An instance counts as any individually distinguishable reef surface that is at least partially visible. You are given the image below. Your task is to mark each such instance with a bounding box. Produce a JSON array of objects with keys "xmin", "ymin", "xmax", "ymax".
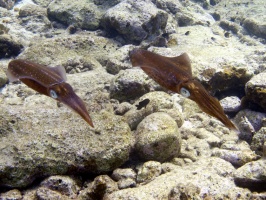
[{"xmin": 0, "ymin": 0, "xmax": 266, "ymax": 199}]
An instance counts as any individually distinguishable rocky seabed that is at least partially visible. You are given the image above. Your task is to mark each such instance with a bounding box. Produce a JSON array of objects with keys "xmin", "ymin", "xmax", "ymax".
[{"xmin": 0, "ymin": 0, "xmax": 265, "ymax": 199}]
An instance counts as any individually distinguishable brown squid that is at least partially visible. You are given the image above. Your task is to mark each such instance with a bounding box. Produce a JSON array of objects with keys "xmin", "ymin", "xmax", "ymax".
[
  {"xmin": 7, "ymin": 59, "xmax": 94, "ymax": 127},
  {"xmin": 129, "ymin": 48, "xmax": 237, "ymax": 130}
]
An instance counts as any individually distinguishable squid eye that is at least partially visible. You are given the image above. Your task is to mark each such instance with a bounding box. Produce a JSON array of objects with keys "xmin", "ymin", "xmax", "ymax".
[
  {"xmin": 50, "ymin": 90, "xmax": 58, "ymax": 99},
  {"xmin": 180, "ymin": 87, "xmax": 190, "ymax": 98}
]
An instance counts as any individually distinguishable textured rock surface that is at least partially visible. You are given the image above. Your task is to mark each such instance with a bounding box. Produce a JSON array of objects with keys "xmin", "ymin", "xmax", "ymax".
[
  {"xmin": 0, "ymin": 0, "xmax": 15, "ymax": 9},
  {"xmin": 18, "ymin": 3, "xmax": 51, "ymax": 33},
  {"xmin": 101, "ymin": 0, "xmax": 168, "ymax": 43},
  {"xmin": 0, "ymin": 35, "xmax": 23, "ymax": 58},
  {"xmin": 136, "ymin": 161, "xmax": 162, "ymax": 184},
  {"xmin": 245, "ymin": 72, "xmax": 266, "ymax": 111},
  {"xmin": 135, "ymin": 112, "xmax": 181, "ymax": 162},
  {"xmin": 234, "ymin": 159, "xmax": 266, "ymax": 191},
  {"xmin": 124, "ymin": 91, "xmax": 183, "ymax": 130},
  {"xmin": 105, "ymin": 158, "xmax": 251, "ymax": 199},
  {"xmin": 109, "ymin": 68, "xmax": 151, "ymax": 101},
  {"xmin": 0, "ymin": 0, "xmax": 266, "ymax": 198},
  {"xmin": 47, "ymin": 0, "xmax": 103, "ymax": 30},
  {"xmin": 220, "ymin": 96, "xmax": 241, "ymax": 113},
  {"xmin": 0, "ymin": 69, "xmax": 132, "ymax": 188},
  {"xmin": 78, "ymin": 175, "xmax": 118, "ymax": 200}
]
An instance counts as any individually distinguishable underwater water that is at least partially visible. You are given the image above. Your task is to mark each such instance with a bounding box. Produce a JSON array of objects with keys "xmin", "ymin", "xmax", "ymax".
[{"xmin": 0, "ymin": 0, "xmax": 265, "ymax": 198}]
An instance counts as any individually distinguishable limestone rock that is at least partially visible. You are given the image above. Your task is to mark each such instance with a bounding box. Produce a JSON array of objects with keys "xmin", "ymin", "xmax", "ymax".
[
  {"xmin": 32, "ymin": 0, "xmax": 54, "ymax": 7},
  {"xmin": 152, "ymin": 0, "xmax": 182, "ymax": 15},
  {"xmin": 40, "ymin": 175, "xmax": 81, "ymax": 198},
  {"xmin": 0, "ymin": 0, "xmax": 15, "ymax": 9},
  {"xmin": 175, "ymin": 1, "xmax": 215, "ymax": 27},
  {"xmin": 220, "ymin": 96, "xmax": 241, "ymax": 113},
  {"xmin": 0, "ymin": 189, "xmax": 22, "ymax": 200},
  {"xmin": 245, "ymin": 72, "xmax": 266, "ymax": 111},
  {"xmin": 18, "ymin": 33, "xmax": 120, "ymax": 67},
  {"xmin": 78, "ymin": 175, "xmax": 118, "ymax": 200},
  {"xmin": 212, "ymin": 148, "xmax": 258, "ymax": 167},
  {"xmin": 243, "ymin": 18, "xmax": 266, "ymax": 39},
  {"xmin": 251, "ymin": 127, "xmax": 266, "ymax": 156},
  {"xmin": 208, "ymin": 66, "xmax": 252, "ymax": 94},
  {"xmin": 136, "ymin": 161, "xmax": 162, "ymax": 184},
  {"xmin": 112, "ymin": 168, "xmax": 136, "ymax": 181},
  {"xmin": 0, "ymin": 35, "xmax": 23, "ymax": 58},
  {"xmin": 234, "ymin": 109, "xmax": 266, "ymax": 143},
  {"xmin": 0, "ymin": 68, "xmax": 8, "ymax": 87},
  {"xmin": 124, "ymin": 91, "xmax": 183, "ymax": 130},
  {"xmin": 105, "ymin": 157, "xmax": 250, "ymax": 199},
  {"xmin": 0, "ymin": 70, "xmax": 132, "ymax": 188},
  {"xmin": 168, "ymin": 183, "xmax": 201, "ymax": 200},
  {"xmin": 36, "ymin": 187, "xmax": 71, "ymax": 200},
  {"xmin": 112, "ymin": 168, "xmax": 137, "ymax": 189},
  {"xmin": 234, "ymin": 159, "xmax": 266, "ymax": 191},
  {"xmin": 109, "ymin": 68, "xmax": 151, "ymax": 101},
  {"xmin": 18, "ymin": 4, "xmax": 51, "ymax": 33},
  {"xmin": 135, "ymin": 112, "xmax": 181, "ymax": 162},
  {"xmin": 101, "ymin": 0, "xmax": 168, "ymax": 43},
  {"xmin": 47, "ymin": 0, "xmax": 103, "ymax": 30}
]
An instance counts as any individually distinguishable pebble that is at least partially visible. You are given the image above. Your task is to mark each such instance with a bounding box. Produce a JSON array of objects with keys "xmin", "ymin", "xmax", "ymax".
[
  {"xmin": 137, "ymin": 161, "xmax": 162, "ymax": 184},
  {"xmin": 220, "ymin": 96, "xmax": 241, "ymax": 112}
]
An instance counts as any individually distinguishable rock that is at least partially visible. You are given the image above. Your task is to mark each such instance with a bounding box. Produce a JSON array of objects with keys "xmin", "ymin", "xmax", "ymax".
[
  {"xmin": 175, "ymin": 1, "xmax": 215, "ymax": 27},
  {"xmin": 105, "ymin": 45, "xmax": 134, "ymax": 75},
  {"xmin": 136, "ymin": 161, "xmax": 162, "ymax": 184},
  {"xmin": 36, "ymin": 187, "xmax": 71, "ymax": 200},
  {"xmin": 251, "ymin": 127, "xmax": 266, "ymax": 156},
  {"xmin": 112, "ymin": 168, "xmax": 137, "ymax": 189},
  {"xmin": 179, "ymin": 134, "xmax": 211, "ymax": 160},
  {"xmin": 105, "ymin": 157, "xmax": 250, "ymax": 199},
  {"xmin": 234, "ymin": 109, "xmax": 266, "ymax": 143},
  {"xmin": 124, "ymin": 91, "xmax": 183, "ymax": 130},
  {"xmin": 219, "ymin": 20, "xmax": 240, "ymax": 34},
  {"xmin": 152, "ymin": 0, "xmax": 182, "ymax": 15},
  {"xmin": 245, "ymin": 72, "xmax": 266, "ymax": 111},
  {"xmin": 0, "ymin": 189, "xmax": 22, "ymax": 200},
  {"xmin": 212, "ymin": 148, "xmax": 258, "ymax": 167},
  {"xmin": 0, "ymin": 0, "xmax": 15, "ymax": 10},
  {"xmin": 32, "ymin": 0, "xmax": 54, "ymax": 7},
  {"xmin": 109, "ymin": 68, "xmax": 151, "ymax": 101},
  {"xmin": 243, "ymin": 18, "xmax": 266, "ymax": 39},
  {"xmin": 220, "ymin": 96, "xmax": 241, "ymax": 113},
  {"xmin": 0, "ymin": 35, "xmax": 23, "ymax": 58},
  {"xmin": 234, "ymin": 159, "xmax": 266, "ymax": 191},
  {"xmin": 0, "ymin": 70, "xmax": 132, "ymax": 188},
  {"xmin": 20, "ymin": 188, "xmax": 37, "ymax": 200},
  {"xmin": 0, "ymin": 23, "xmax": 9, "ymax": 34},
  {"xmin": 101, "ymin": 0, "xmax": 168, "ymax": 43},
  {"xmin": 40, "ymin": 175, "xmax": 80, "ymax": 198},
  {"xmin": 135, "ymin": 112, "xmax": 181, "ymax": 162},
  {"xmin": 0, "ymin": 7, "xmax": 10, "ymax": 17},
  {"xmin": 78, "ymin": 175, "xmax": 118, "ymax": 200},
  {"xmin": 263, "ymin": 141, "xmax": 266, "ymax": 158},
  {"xmin": 18, "ymin": 33, "xmax": 120, "ymax": 67},
  {"xmin": 0, "ymin": 68, "xmax": 8, "ymax": 87},
  {"xmin": 47, "ymin": 0, "xmax": 103, "ymax": 30},
  {"xmin": 18, "ymin": 4, "xmax": 51, "ymax": 33},
  {"xmin": 114, "ymin": 102, "xmax": 133, "ymax": 115},
  {"xmin": 112, "ymin": 168, "xmax": 136, "ymax": 181},
  {"xmin": 63, "ymin": 56, "xmax": 102, "ymax": 73},
  {"xmin": 208, "ymin": 66, "xmax": 252, "ymax": 94},
  {"xmin": 168, "ymin": 183, "xmax": 201, "ymax": 200},
  {"xmin": 116, "ymin": 178, "xmax": 136, "ymax": 189}
]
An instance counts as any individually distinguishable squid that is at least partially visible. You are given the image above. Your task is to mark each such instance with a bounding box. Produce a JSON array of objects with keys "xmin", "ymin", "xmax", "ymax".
[
  {"xmin": 7, "ymin": 59, "xmax": 94, "ymax": 127},
  {"xmin": 129, "ymin": 48, "xmax": 237, "ymax": 130}
]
